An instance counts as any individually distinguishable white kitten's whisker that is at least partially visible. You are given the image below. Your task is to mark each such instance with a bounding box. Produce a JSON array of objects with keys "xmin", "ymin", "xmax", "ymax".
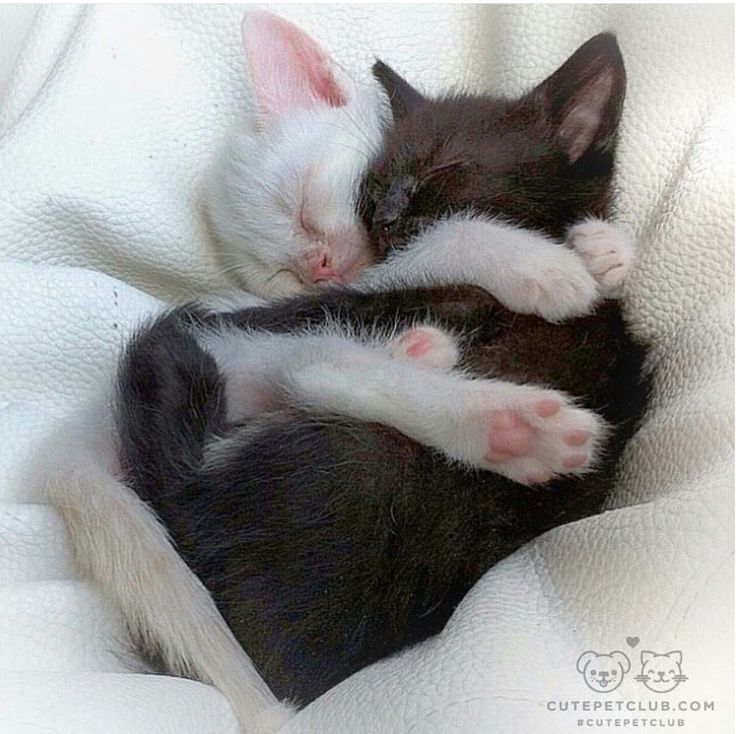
[{"xmin": 265, "ymin": 268, "xmax": 299, "ymax": 284}]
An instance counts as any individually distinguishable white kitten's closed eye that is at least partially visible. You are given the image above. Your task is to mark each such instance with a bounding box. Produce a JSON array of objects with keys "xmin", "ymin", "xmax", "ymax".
[{"xmin": 206, "ymin": 11, "xmax": 384, "ymax": 298}]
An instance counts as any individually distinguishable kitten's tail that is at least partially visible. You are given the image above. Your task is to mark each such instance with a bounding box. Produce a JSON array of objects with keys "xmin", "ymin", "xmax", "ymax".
[{"xmin": 38, "ymin": 397, "xmax": 295, "ymax": 734}]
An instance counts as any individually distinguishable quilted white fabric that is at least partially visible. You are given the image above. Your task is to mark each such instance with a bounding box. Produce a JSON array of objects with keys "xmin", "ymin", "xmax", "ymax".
[{"xmin": 0, "ymin": 4, "xmax": 732, "ymax": 734}]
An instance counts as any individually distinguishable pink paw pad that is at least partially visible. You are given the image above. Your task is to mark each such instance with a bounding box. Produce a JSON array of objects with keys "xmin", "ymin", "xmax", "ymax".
[
  {"xmin": 564, "ymin": 430, "xmax": 590, "ymax": 446},
  {"xmin": 535, "ymin": 399, "xmax": 561, "ymax": 418},
  {"xmin": 397, "ymin": 331, "xmax": 433, "ymax": 358},
  {"xmin": 390, "ymin": 327, "xmax": 458, "ymax": 370},
  {"xmin": 486, "ymin": 410, "xmax": 534, "ymax": 460},
  {"xmin": 457, "ymin": 384, "xmax": 603, "ymax": 485}
]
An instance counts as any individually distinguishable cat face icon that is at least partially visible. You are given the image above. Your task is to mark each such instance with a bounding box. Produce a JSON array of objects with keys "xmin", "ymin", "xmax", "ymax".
[
  {"xmin": 576, "ymin": 650, "xmax": 630, "ymax": 693},
  {"xmin": 635, "ymin": 650, "xmax": 688, "ymax": 693}
]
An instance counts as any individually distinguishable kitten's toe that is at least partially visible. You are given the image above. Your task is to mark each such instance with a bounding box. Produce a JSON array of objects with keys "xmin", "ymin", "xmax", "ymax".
[
  {"xmin": 518, "ymin": 251, "xmax": 600, "ymax": 322},
  {"xmin": 389, "ymin": 326, "xmax": 459, "ymax": 369},
  {"xmin": 566, "ymin": 219, "xmax": 634, "ymax": 297},
  {"xmin": 528, "ymin": 397, "xmax": 606, "ymax": 475}
]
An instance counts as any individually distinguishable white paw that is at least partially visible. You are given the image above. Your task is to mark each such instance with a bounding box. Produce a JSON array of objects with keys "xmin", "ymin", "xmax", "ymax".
[
  {"xmin": 566, "ymin": 219, "xmax": 634, "ymax": 297},
  {"xmin": 437, "ymin": 382, "xmax": 607, "ymax": 485},
  {"xmin": 389, "ymin": 326, "xmax": 459, "ymax": 370},
  {"xmin": 496, "ymin": 246, "xmax": 600, "ymax": 322}
]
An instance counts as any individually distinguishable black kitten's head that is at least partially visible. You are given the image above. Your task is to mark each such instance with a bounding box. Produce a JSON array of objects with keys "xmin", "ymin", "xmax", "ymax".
[{"xmin": 361, "ymin": 34, "xmax": 626, "ymax": 253}]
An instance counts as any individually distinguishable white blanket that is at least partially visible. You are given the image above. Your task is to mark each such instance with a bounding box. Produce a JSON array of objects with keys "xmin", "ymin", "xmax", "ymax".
[{"xmin": 0, "ymin": 5, "xmax": 733, "ymax": 733}]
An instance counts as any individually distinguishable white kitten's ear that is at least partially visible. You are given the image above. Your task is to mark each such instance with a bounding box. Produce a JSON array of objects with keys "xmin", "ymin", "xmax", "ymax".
[
  {"xmin": 641, "ymin": 650, "xmax": 655, "ymax": 666},
  {"xmin": 665, "ymin": 651, "xmax": 682, "ymax": 665},
  {"xmin": 242, "ymin": 11, "xmax": 348, "ymax": 123}
]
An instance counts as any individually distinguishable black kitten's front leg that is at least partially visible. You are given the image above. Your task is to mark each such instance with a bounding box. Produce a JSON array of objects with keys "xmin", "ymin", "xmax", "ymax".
[{"xmin": 355, "ymin": 215, "xmax": 604, "ymax": 321}]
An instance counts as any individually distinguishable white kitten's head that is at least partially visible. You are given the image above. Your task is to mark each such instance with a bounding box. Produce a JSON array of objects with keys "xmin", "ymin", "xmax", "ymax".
[{"xmin": 207, "ymin": 11, "xmax": 384, "ymax": 298}]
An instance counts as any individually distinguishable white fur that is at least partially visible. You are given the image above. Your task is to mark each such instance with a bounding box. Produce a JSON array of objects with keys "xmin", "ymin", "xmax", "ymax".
[
  {"xmin": 566, "ymin": 217, "xmax": 635, "ymax": 296},
  {"xmin": 198, "ymin": 289, "xmax": 266, "ymax": 312},
  {"xmin": 355, "ymin": 212, "xmax": 604, "ymax": 322},
  {"xmin": 35, "ymin": 396, "xmax": 295, "ymax": 734},
  {"xmin": 198, "ymin": 324, "xmax": 606, "ymax": 483},
  {"xmin": 205, "ymin": 13, "xmax": 385, "ymax": 297}
]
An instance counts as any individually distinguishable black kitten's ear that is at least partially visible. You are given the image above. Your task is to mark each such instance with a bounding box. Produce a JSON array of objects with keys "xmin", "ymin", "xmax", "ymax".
[
  {"xmin": 372, "ymin": 60, "xmax": 426, "ymax": 119},
  {"xmin": 531, "ymin": 33, "xmax": 626, "ymax": 164}
]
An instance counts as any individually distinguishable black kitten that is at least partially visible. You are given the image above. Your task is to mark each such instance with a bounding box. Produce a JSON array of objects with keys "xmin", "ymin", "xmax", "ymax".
[{"xmin": 116, "ymin": 34, "xmax": 649, "ymax": 707}]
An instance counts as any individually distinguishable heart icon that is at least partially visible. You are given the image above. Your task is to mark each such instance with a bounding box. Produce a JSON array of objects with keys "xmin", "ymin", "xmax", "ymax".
[{"xmin": 626, "ymin": 636, "xmax": 640, "ymax": 648}]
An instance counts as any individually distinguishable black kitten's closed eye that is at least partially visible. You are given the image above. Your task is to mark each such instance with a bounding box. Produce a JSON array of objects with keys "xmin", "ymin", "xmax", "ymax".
[
  {"xmin": 375, "ymin": 175, "xmax": 415, "ymax": 227},
  {"xmin": 363, "ymin": 162, "xmax": 467, "ymax": 254},
  {"xmin": 361, "ymin": 173, "xmax": 418, "ymax": 254},
  {"xmin": 358, "ymin": 175, "xmax": 375, "ymax": 216}
]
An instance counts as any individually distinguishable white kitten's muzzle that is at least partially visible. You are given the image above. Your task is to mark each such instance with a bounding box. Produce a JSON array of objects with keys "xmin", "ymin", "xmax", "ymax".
[{"xmin": 300, "ymin": 228, "xmax": 373, "ymax": 285}]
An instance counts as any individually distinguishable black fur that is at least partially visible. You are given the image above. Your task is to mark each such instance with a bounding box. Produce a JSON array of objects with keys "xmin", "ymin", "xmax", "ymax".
[
  {"xmin": 365, "ymin": 34, "xmax": 625, "ymax": 250},
  {"xmin": 116, "ymin": 35, "xmax": 650, "ymax": 705}
]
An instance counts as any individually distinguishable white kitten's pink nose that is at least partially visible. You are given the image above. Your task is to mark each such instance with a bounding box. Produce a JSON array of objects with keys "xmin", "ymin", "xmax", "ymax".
[
  {"xmin": 302, "ymin": 230, "xmax": 373, "ymax": 285},
  {"xmin": 306, "ymin": 252, "xmax": 337, "ymax": 282}
]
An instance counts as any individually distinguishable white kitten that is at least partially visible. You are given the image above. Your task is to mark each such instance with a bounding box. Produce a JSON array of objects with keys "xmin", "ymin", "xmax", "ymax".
[{"xmin": 206, "ymin": 12, "xmax": 384, "ymax": 298}]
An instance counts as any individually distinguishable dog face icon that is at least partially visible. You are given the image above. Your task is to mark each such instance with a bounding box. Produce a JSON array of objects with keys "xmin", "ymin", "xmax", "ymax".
[
  {"xmin": 635, "ymin": 650, "xmax": 687, "ymax": 693},
  {"xmin": 576, "ymin": 650, "xmax": 631, "ymax": 693}
]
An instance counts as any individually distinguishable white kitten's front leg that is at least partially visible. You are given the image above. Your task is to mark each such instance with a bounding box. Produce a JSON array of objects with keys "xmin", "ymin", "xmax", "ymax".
[
  {"xmin": 200, "ymin": 326, "xmax": 604, "ymax": 485},
  {"xmin": 288, "ymin": 358, "xmax": 607, "ymax": 486},
  {"xmin": 198, "ymin": 326, "xmax": 458, "ymax": 423},
  {"xmin": 566, "ymin": 218, "xmax": 634, "ymax": 297},
  {"xmin": 356, "ymin": 214, "xmax": 601, "ymax": 322}
]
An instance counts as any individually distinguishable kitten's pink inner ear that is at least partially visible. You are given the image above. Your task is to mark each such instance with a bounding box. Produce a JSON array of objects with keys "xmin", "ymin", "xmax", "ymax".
[
  {"xmin": 557, "ymin": 70, "xmax": 614, "ymax": 163},
  {"xmin": 242, "ymin": 12, "xmax": 347, "ymax": 121}
]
